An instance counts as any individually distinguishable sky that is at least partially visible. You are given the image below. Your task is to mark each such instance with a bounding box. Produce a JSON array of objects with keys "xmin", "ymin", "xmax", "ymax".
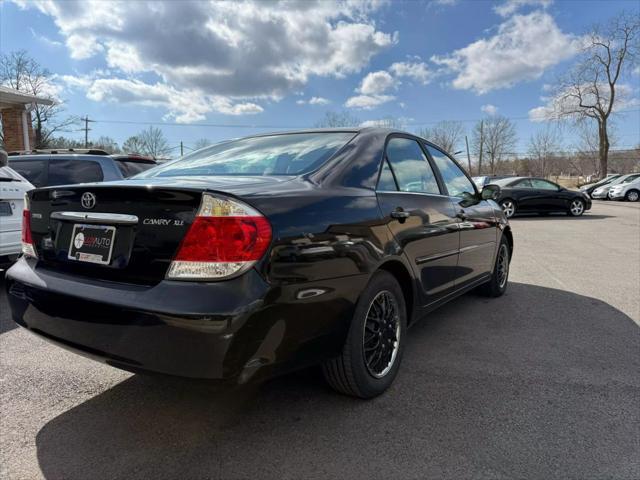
[{"xmin": 1, "ymin": 0, "xmax": 639, "ymax": 156}]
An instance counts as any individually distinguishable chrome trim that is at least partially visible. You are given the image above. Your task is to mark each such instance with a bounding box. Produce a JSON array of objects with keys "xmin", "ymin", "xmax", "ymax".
[
  {"xmin": 50, "ymin": 211, "xmax": 139, "ymax": 225},
  {"xmin": 415, "ymin": 249, "xmax": 459, "ymax": 265}
]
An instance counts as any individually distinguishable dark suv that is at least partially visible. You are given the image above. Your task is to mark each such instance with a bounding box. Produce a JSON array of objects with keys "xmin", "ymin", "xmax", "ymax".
[{"xmin": 8, "ymin": 149, "xmax": 157, "ymax": 187}]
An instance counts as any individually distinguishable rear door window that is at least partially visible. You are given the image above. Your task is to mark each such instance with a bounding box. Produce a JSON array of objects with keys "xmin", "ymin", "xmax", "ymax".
[
  {"xmin": 385, "ymin": 138, "xmax": 440, "ymax": 194},
  {"xmin": 115, "ymin": 160, "xmax": 156, "ymax": 178},
  {"xmin": 10, "ymin": 159, "xmax": 48, "ymax": 187},
  {"xmin": 530, "ymin": 179, "xmax": 559, "ymax": 190},
  {"xmin": 48, "ymin": 159, "xmax": 104, "ymax": 186},
  {"xmin": 377, "ymin": 159, "xmax": 398, "ymax": 191},
  {"xmin": 425, "ymin": 145, "xmax": 476, "ymax": 198}
]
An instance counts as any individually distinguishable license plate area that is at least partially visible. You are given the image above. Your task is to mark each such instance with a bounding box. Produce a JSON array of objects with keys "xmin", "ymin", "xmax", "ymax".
[{"xmin": 68, "ymin": 224, "xmax": 116, "ymax": 265}]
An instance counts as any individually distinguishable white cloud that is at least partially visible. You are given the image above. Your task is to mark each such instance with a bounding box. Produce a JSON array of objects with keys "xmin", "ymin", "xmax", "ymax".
[
  {"xmin": 309, "ymin": 96, "xmax": 331, "ymax": 105},
  {"xmin": 296, "ymin": 96, "xmax": 331, "ymax": 106},
  {"xmin": 359, "ymin": 71, "xmax": 396, "ymax": 95},
  {"xmin": 389, "ymin": 61, "xmax": 431, "ymax": 84},
  {"xmin": 345, "ymin": 94, "xmax": 395, "ymax": 109},
  {"xmin": 432, "ymin": 11, "xmax": 582, "ymax": 94},
  {"xmin": 13, "ymin": 0, "xmax": 396, "ymax": 120},
  {"xmin": 494, "ymin": 0, "xmax": 553, "ymax": 17},
  {"xmin": 481, "ymin": 104, "xmax": 498, "ymax": 115},
  {"xmin": 29, "ymin": 27, "xmax": 63, "ymax": 47}
]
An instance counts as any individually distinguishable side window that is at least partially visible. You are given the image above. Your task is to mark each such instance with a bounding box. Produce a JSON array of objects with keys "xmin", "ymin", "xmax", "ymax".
[
  {"xmin": 48, "ymin": 160, "xmax": 104, "ymax": 186},
  {"xmin": 10, "ymin": 160, "xmax": 47, "ymax": 187},
  {"xmin": 385, "ymin": 138, "xmax": 440, "ymax": 194},
  {"xmin": 515, "ymin": 179, "xmax": 533, "ymax": 188},
  {"xmin": 377, "ymin": 159, "xmax": 398, "ymax": 191},
  {"xmin": 530, "ymin": 179, "xmax": 559, "ymax": 190},
  {"xmin": 425, "ymin": 145, "xmax": 475, "ymax": 198}
]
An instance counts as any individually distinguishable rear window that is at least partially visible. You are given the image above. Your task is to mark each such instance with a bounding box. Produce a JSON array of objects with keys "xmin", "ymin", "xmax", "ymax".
[
  {"xmin": 115, "ymin": 160, "xmax": 156, "ymax": 177},
  {"xmin": 142, "ymin": 132, "xmax": 355, "ymax": 177},
  {"xmin": 48, "ymin": 159, "xmax": 104, "ymax": 186},
  {"xmin": 11, "ymin": 159, "xmax": 47, "ymax": 187}
]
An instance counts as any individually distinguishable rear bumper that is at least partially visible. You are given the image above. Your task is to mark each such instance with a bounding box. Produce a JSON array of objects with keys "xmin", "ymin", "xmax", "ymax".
[{"xmin": 6, "ymin": 258, "xmax": 365, "ymax": 382}]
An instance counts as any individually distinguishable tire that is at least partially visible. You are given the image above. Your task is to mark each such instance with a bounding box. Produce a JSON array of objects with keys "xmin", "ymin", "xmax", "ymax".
[
  {"xmin": 500, "ymin": 199, "xmax": 516, "ymax": 218},
  {"xmin": 568, "ymin": 198, "xmax": 585, "ymax": 216},
  {"xmin": 478, "ymin": 236, "xmax": 510, "ymax": 297},
  {"xmin": 625, "ymin": 189, "xmax": 639, "ymax": 202},
  {"xmin": 322, "ymin": 271, "xmax": 407, "ymax": 398}
]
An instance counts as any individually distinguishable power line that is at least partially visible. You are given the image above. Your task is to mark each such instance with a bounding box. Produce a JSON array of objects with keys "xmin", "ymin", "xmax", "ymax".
[{"xmin": 87, "ymin": 109, "xmax": 640, "ymax": 130}]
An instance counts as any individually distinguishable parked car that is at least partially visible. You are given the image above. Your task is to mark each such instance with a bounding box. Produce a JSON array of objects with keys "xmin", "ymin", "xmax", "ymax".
[
  {"xmin": 608, "ymin": 175, "xmax": 640, "ymax": 202},
  {"xmin": 0, "ymin": 150, "xmax": 35, "ymax": 266},
  {"xmin": 580, "ymin": 174, "xmax": 622, "ymax": 197},
  {"xmin": 489, "ymin": 176, "xmax": 591, "ymax": 218},
  {"xmin": 591, "ymin": 173, "xmax": 640, "ymax": 199},
  {"xmin": 6, "ymin": 128, "xmax": 513, "ymax": 398},
  {"xmin": 8, "ymin": 150, "xmax": 157, "ymax": 188},
  {"xmin": 472, "ymin": 175, "xmax": 515, "ymax": 188}
]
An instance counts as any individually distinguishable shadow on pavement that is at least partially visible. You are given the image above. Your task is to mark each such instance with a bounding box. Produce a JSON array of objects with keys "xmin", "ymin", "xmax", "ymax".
[{"xmin": 35, "ymin": 283, "xmax": 639, "ymax": 479}]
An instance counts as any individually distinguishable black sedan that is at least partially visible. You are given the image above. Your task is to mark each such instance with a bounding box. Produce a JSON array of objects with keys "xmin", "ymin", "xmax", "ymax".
[
  {"xmin": 6, "ymin": 128, "xmax": 512, "ymax": 398},
  {"xmin": 490, "ymin": 177, "xmax": 591, "ymax": 218}
]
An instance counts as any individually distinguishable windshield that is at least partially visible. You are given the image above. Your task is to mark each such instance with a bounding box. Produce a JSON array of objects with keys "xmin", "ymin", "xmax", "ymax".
[
  {"xmin": 140, "ymin": 132, "xmax": 356, "ymax": 178},
  {"xmin": 619, "ymin": 174, "xmax": 640, "ymax": 184}
]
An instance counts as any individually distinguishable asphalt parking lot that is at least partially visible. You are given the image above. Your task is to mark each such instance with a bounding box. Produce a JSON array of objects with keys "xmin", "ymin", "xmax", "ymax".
[{"xmin": 1, "ymin": 200, "xmax": 639, "ymax": 480}]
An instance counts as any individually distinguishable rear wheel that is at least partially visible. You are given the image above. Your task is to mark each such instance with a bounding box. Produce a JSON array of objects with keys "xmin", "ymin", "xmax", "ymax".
[
  {"xmin": 500, "ymin": 199, "xmax": 516, "ymax": 218},
  {"xmin": 322, "ymin": 271, "xmax": 406, "ymax": 398},
  {"xmin": 478, "ymin": 236, "xmax": 510, "ymax": 297},
  {"xmin": 626, "ymin": 189, "xmax": 639, "ymax": 202},
  {"xmin": 568, "ymin": 199, "xmax": 585, "ymax": 216}
]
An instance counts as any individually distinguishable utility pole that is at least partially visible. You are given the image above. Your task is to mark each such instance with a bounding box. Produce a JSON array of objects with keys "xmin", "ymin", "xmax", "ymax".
[
  {"xmin": 478, "ymin": 120, "xmax": 484, "ymax": 175},
  {"xmin": 82, "ymin": 116, "xmax": 92, "ymax": 148},
  {"xmin": 180, "ymin": 141, "xmax": 184, "ymax": 157},
  {"xmin": 465, "ymin": 135, "xmax": 472, "ymax": 174}
]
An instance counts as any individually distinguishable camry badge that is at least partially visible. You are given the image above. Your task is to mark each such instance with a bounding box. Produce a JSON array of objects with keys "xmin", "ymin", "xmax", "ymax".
[{"xmin": 81, "ymin": 192, "xmax": 97, "ymax": 209}]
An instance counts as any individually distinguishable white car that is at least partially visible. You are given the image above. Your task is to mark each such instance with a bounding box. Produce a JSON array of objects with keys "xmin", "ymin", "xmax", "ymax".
[
  {"xmin": 0, "ymin": 151, "xmax": 34, "ymax": 264},
  {"xmin": 591, "ymin": 173, "xmax": 640, "ymax": 199},
  {"xmin": 608, "ymin": 175, "xmax": 640, "ymax": 202}
]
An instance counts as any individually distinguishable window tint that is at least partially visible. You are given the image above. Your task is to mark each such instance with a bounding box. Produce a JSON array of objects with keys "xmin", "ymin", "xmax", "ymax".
[
  {"xmin": 377, "ymin": 159, "xmax": 398, "ymax": 191},
  {"xmin": 143, "ymin": 132, "xmax": 355, "ymax": 177},
  {"xmin": 425, "ymin": 145, "xmax": 475, "ymax": 197},
  {"xmin": 385, "ymin": 138, "xmax": 440, "ymax": 194},
  {"xmin": 530, "ymin": 179, "xmax": 559, "ymax": 190},
  {"xmin": 115, "ymin": 160, "xmax": 156, "ymax": 178},
  {"xmin": 48, "ymin": 160, "xmax": 104, "ymax": 186},
  {"xmin": 515, "ymin": 179, "xmax": 533, "ymax": 188},
  {"xmin": 10, "ymin": 160, "xmax": 47, "ymax": 187},
  {"xmin": 620, "ymin": 174, "xmax": 640, "ymax": 184}
]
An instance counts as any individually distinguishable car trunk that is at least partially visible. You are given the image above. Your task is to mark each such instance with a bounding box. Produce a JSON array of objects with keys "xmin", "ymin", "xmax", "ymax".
[{"xmin": 28, "ymin": 185, "xmax": 204, "ymax": 285}]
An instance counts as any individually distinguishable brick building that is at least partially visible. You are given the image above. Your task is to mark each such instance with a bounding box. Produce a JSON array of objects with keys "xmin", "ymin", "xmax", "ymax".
[{"xmin": 0, "ymin": 85, "xmax": 53, "ymax": 152}]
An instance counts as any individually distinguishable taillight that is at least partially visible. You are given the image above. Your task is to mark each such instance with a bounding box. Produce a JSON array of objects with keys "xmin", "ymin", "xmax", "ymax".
[
  {"xmin": 21, "ymin": 194, "xmax": 36, "ymax": 258},
  {"xmin": 167, "ymin": 194, "xmax": 272, "ymax": 280}
]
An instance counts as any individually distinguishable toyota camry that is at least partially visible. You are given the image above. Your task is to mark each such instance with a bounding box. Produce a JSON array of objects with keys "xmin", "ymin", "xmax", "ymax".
[{"xmin": 6, "ymin": 128, "xmax": 513, "ymax": 398}]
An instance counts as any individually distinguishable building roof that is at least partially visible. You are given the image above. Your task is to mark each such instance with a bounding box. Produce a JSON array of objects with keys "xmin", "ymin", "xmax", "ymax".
[{"xmin": 0, "ymin": 85, "xmax": 54, "ymax": 109}]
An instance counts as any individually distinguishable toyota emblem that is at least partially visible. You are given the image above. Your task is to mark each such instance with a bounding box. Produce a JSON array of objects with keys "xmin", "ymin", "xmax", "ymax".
[{"xmin": 81, "ymin": 192, "xmax": 96, "ymax": 209}]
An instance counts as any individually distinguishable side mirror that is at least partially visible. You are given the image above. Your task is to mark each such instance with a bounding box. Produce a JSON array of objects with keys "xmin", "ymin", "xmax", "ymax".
[
  {"xmin": 481, "ymin": 184, "xmax": 500, "ymax": 201},
  {"xmin": 0, "ymin": 150, "xmax": 8, "ymax": 168}
]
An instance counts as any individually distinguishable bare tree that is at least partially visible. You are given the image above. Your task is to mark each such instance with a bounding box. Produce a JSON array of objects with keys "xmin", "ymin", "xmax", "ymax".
[
  {"xmin": 138, "ymin": 126, "xmax": 171, "ymax": 158},
  {"xmin": 417, "ymin": 120, "xmax": 465, "ymax": 153},
  {"xmin": 472, "ymin": 115, "xmax": 517, "ymax": 175},
  {"xmin": 0, "ymin": 50, "xmax": 77, "ymax": 148},
  {"xmin": 362, "ymin": 116, "xmax": 404, "ymax": 129},
  {"xmin": 122, "ymin": 136, "xmax": 146, "ymax": 154},
  {"xmin": 91, "ymin": 136, "xmax": 120, "ymax": 154},
  {"xmin": 527, "ymin": 127, "xmax": 561, "ymax": 177},
  {"xmin": 544, "ymin": 12, "xmax": 639, "ymax": 176},
  {"xmin": 193, "ymin": 138, "xmax": 212, "ymax": 150},
  {"xmin": 314, "ymin": 111, "xmax": 360, "ymax": 128}
]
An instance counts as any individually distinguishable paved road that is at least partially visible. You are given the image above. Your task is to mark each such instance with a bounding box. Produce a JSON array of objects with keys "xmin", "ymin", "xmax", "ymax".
[{"xmin": 1, "ymin": 201, "xmax": 639, "ymax": 479}]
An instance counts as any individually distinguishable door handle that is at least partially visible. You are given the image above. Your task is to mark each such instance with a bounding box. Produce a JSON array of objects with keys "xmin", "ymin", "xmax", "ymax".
[
  {"xmin": 456, "ymin": 210, "xmax": 468, "ymax": 220},
  {"xmin": 390, "ymin": 209, "xmax": 410, "ymax": 220}
]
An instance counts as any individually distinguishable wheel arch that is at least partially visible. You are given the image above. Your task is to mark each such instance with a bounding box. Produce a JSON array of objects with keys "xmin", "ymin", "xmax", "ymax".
[
  {"xmin": 502, "ymin": 225, "xmax": 514, "ymax": 259},
  {"xmin": 376, "ymin": 259, "xmax": 416, "ymax": 325}
]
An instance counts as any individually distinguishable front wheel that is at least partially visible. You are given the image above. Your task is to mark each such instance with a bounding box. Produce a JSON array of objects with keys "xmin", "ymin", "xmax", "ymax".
[
  {"xmin": 478, "ymin": 236, "xmax": 510, "ymax": 297},
  {"xmin": 322, "ymin": 271, "xmax": 406, "ymax": 398},
  {"xmin": 500, "ymin": 199, "xmax": 516, "ymax": 218},
  {"xmin": 568, "ymin": 199, "xmax": 585, "ymax": 216},
  {"xmin": 626, "ymin": 189, "xmax": 639, "ymax": 202}
]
